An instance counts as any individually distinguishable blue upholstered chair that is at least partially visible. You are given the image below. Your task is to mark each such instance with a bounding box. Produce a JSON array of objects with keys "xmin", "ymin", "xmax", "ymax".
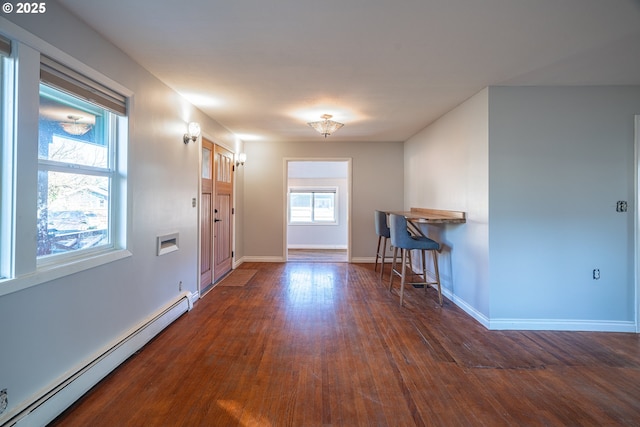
[
  {"xmin": 374, "ymin": 210, "xmax": 392, "ymax": 278},
  {"xmin": 388, "ymin": 213, "xmax": 442, "ymax": 306}
]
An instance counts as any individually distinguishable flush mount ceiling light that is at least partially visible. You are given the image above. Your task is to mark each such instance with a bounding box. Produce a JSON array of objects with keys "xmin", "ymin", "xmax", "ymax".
[
  {"xmin": 60, "ymin": 115, "xmax": 92, "ymax": 136},
  {"xmin": 307, "ymin": 114, "xmax": 344, "ymax": 138}
]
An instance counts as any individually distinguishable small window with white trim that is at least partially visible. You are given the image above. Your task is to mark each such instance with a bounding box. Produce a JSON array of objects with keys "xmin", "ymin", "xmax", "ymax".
[{"xmin": 288, "ymin": 187, "xmax": 338, "ymax": 224}]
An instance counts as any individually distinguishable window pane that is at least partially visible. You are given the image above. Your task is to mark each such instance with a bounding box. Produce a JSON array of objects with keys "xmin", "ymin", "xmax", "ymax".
[
  {"xmin": 44, "ymin": 134, "xmax": 108, "ymax": 168},
  {"xmin": 37, "ymin": 170, "xmax": 109, "ymax": 256},
  {"xmin": 313, "ymin": 193, "xmax": 335, "ymax": 222},
  {"xmin": 0, "ymin": 56, "xmax": 7, "ymax": 278},
  {"xmin": 290, "ymin": 193, "xmax": 312, "ymax": 222},
  {"xmin": 39, "ymin": 85, "xmax": 105, "ymax": 168},
  {"xmin": 37, "ymin": 83, "xmax": 113, "ymax": 259},
  {"xmin": 202, "ymin": 147, "xmax": 211, "ymax": 179}
]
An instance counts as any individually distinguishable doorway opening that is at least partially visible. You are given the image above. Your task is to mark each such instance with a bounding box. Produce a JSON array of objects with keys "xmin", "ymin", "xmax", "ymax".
[{"xmin": 285, "ymin": 159, "xmax": 351, "ymax": 262}]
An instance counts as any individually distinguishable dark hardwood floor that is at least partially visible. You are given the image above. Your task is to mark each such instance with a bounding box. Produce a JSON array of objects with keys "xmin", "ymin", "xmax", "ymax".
[{"xmin": 50, "ymin": 262, "xmax": 640, "ymax": 426}]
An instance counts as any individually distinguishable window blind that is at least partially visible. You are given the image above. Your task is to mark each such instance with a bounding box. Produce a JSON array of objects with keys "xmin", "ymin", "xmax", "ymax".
[{"xmin": 40, "ymin": 56, "xmax": 126, "ymax": 115}]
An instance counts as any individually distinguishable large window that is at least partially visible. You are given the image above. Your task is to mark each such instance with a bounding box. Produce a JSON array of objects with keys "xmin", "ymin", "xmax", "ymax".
[
  {"xmin": 289, "ymin": 188, "xmax": 337, "ymax": 224},
  {"xmin": 37, "ymin": 84, "xmax": 115, "ymax": 258},
  {"xmin": 0, "ymin": 37, "xmax": 129, "ymax": 292}
]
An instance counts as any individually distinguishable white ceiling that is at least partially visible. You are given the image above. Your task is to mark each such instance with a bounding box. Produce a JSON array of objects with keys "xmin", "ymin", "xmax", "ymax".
[{"xmin": 58, "ymin": 0, "xmax": 640, "ymax": 143}]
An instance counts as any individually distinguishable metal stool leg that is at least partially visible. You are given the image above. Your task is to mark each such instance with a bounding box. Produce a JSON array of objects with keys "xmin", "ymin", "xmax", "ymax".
[
  {"xmin": 374, "ymin": 235, "xmax": 382, "ymax": 272},
  {"xmin": 432, "ymin": 250, "xmax": 442, "ymax": 306},
  {"xmin": 421, "ymin": 249, "xmax": 427, "ymax": 292},
  {"xmin": 389, "ymin": 246, "xmax": 399, "ymax": 290},
  {"xmin": 379, "ymin": 237, "xmax": 388, "ymax": 278},
  {"xmin": 399, "ymin": 248, "xmax": 408, "ymax": 306}
]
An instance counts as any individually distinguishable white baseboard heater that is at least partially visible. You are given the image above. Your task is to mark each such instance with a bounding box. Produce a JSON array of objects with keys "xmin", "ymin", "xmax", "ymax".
[{"xmin": 1, "ymin": 292, "xmax": 193, "ymax": 427}]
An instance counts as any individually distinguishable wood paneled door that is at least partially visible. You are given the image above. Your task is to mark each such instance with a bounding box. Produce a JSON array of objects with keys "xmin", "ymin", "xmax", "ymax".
[
  {"xmin": 213, "ymin": 144, "xmax": 234, "ymax": 282},
  {"xmin": 200, "ymin": 139, "xmax": 235, "ymax": 292},
  {"xmin": 200, "ymin": 138, "xmax": 214, "ymax": 290}
]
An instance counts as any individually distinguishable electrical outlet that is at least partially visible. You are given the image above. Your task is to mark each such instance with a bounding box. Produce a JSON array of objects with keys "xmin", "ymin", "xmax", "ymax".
[
  {"xmin": 0, "ymin": 388, "xmax": 8, "ymax": 415},
  {"xmin": 593, "ymin": 269, "xmax": 600, "ymax": 280},
  {"xmin": 178, "ymin": 281, "xmax": 183, "ymax": 292}
]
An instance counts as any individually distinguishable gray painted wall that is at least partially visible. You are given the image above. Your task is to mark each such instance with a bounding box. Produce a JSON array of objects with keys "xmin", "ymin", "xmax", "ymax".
[
  {"xmin": 243, "ymin": 140, "xmax": 404, "ymax": 261},
  {"xmin": 287, "ymin": 161, "xmax": 349, "ymax": 248},
  {"xmin": 406, "ymin": 85, "xmax": 639, "ymax": 331},
  {"xmin": 489, "ymin": 86, "xmax": 640, "ymax": 328},
  {"xmin": 287, "ymin": 177, "xmax": 349, "ymax": 249}
]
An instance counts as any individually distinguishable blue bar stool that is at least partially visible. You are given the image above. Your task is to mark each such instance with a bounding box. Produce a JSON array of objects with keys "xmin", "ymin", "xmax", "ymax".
[
  {"xmin": 374, "ymin": 210, "xmax": 392, "ymax": 278},
  {"xmin": 388, "ymin": 213, "xmax": 442, "ymax": 306}
]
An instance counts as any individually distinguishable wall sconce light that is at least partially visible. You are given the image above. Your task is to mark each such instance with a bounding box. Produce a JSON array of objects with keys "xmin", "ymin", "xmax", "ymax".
[
  {"xmin": 235, "ymin": 152, "xmax": 247, "ymax": 167},
  {"xmin": 183, "ymin": 122, "xmax": 201, "ymax": 144}
]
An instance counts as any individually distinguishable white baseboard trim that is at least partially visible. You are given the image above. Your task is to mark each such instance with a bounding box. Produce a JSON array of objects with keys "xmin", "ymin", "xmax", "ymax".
[
  {"xmin": 441, "ymin": 289, "xmax": 636, "ymax": 332},
  {"xmin": 241, "ymin": 256, "xmax": 286, "ymax": 263},
  {"xmin": 287, "ymin": 244, "xmax": 348, "ymax": 250},
  {"xmin": 351, "ymin": 257, "xmax": 375, "ymax": 263},
  {"xmin": 2, "ymin": 292, "xmax": 193, "ymax": 427},
  {"xmin": 442, "ymin": 289, "xmax": 490, "ymax": 329},
  {"xmin": 189, "ymin": 291, "xmax": 200, "ymax": 305},
  {"xmin": 489, "ymin": 318, "xmax": 637, "ymax": 332},
  {"xmin": 239, "ymin": 255, "xmax": 377, "ymax": 263}
]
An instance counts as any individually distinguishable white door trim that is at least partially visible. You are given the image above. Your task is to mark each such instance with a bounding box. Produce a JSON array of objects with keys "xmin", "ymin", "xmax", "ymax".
[{"xmin": 635, "ymin": 115, "xmax": 640, "ymax": 332}]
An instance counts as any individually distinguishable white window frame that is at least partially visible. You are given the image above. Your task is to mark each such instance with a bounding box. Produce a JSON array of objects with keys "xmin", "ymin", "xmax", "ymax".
[
  {"xmin": 0, "ymin": 24, "xmax": 132, "ymax": 297},
  {"xmin": 288, "ymin": 187, "xmax": 339, "ymax": 225},
  {"xmin": 36, "ymin": 84, "xmax": 117, "ymax": 262},
  {"xmin": 0, "ymin": 38, "xmax": 14, "ymax": 281}
]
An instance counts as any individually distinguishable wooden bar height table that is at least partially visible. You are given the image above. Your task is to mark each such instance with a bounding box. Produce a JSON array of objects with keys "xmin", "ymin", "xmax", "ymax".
[{"xmin": 385, "ymin": 208, "xmax": 466, "ymax": 236}]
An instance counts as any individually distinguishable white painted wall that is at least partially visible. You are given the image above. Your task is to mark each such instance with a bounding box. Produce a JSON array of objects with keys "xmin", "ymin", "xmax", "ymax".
[
  {"xmin": 243, "ymin": 141, "xmax": 404, "ymax": 261},
  {"xmin": 287, "ymin": 177, "xmax": 349, "ymax": 249},
  {"xmin": 404, "ymin": 89, "xmax": 490, "ymax": 320},
  {"xmin": 287, "ymin": 161, "xmax": 349, "ymax": 249},
  {"xmin": 0, "ymin": 4, "xmax": 237, "ymax": 419},
  {"xmin": 488, "ymin": 86, "xmax": 640, "ymax": 330}
]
